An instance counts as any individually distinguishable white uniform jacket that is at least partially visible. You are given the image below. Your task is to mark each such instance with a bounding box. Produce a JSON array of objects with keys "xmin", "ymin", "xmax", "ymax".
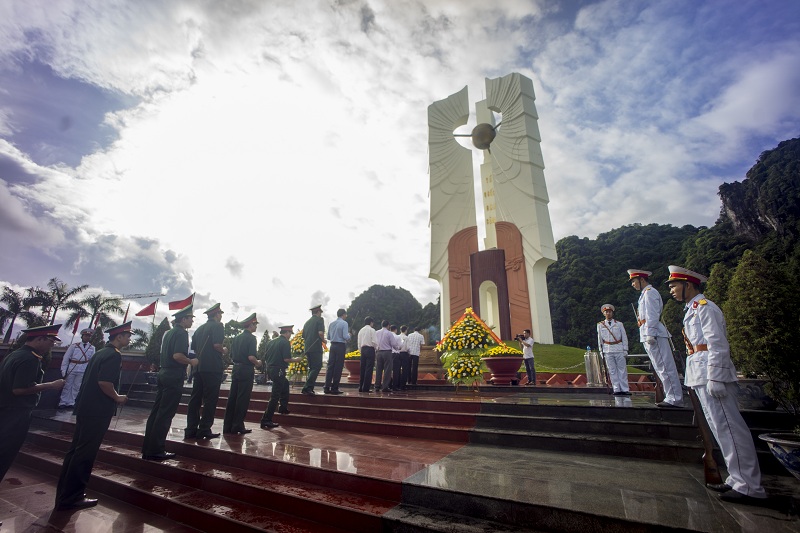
[
  {"xmin": 637, "ymin": 286, "xmax": 671, "ymax": 341},
  {"xmin": 597, "ymin": 320, "xmax": 628, "ymax": 354},
  {"xmin": 60, "ymin": 342, "xmax": 96, "ymax": 376},
  {"xmin": 683, "ymin": 293, "xmax": 738, "ymax": 387}
]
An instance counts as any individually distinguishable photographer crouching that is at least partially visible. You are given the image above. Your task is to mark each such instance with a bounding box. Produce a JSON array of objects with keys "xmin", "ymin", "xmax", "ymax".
[{"xmin": 516, "ymin": 330, "xmax": 536, "ymax": 386}]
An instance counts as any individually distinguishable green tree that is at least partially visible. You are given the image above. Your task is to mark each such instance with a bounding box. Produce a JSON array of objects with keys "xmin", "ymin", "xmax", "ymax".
[
  {"xmin": 725, "ymin": 250, "xmax": 799, "ymax": 420},
  {"xmin": 66, "ymin": 293, "xmax": 124, "ymax": 336},
  {"xmin": 28, "ymin": 278, "xmax": 88, "ymax": 325},
  {"xmin": 129, "ymin": 327, "xmax": 151, "ymax": 351},
  {"xmin": 221, "ymin": 319, "xmax": 241, "ymax": 368},
  {"xmin": 257, "ymin": 330, "xmax": 271, "ymax": 360},
  {"xmin": 1, "ymin": 286, "xmax": 44, "ymax": 344},
  {"xmin": 346, "ymin": 285, "xmax": 424, "ymax": 349},
  {"xmin": 703, "ymin": 263, "xmax": 733, "ymax": 308},
  {"xmin": 145, "ymin": 317, "xmax": 171, "ymax": 370}
]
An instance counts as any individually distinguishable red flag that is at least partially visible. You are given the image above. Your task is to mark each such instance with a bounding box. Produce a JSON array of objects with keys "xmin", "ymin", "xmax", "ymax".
[
  {"xmin": 93, "ymin": 314, "xmax": 101, "ymax": 328},
  {"xmin": 135, "ymin": 300, "xmax": 158, "ymax": 317},
  {"xmin": 168, "ymin": 293, "xmax": 194, "ymax": 310},
  {"xmin": 72, "ymin": 319, "xmax": 80, "ymax": 335}
]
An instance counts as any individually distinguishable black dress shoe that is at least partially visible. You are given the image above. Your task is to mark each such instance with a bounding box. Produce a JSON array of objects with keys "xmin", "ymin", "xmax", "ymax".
[
  {"xmin": 260, "ymin": 421, "xmax": 279, "ymax": 429},
  {"xmin": 656, "ymin": 401, "xmax": 683, "ymax": 408},
  {"xmin": 323, "ymin": 389, "xmax": 333, "ymax": 394},
  {"xmin": 330, "ymin": 390, "xmax": 344, "ymax": 395},
  {"xmin": 301, "ymin": 390, "xmax": 315, "ymax": 395},
  {"xmin": 183, "ymin": 432, "xmax": 197, "ymax": 439},
  {"xmin": 719, "ymin": 490, "xmax": 769, "ymax": 506},
  {"xmin": 278, "ymin": 408, "xmax": 290, "ymax": 414},
  {"xmin": 197, "ymin": 432, "xmax": 220, "ymax": 439},
  {"xmin": 236, "ymin": 428, "xmax": 253, "ymax": 434},
  {"xmin": 142, "ymin": 452, "xmax": 176, "ymax": 461},
  {"xmin": 706, "ymin": 483, "xmax": 732, "ymax": 493},
  {"xmin": 380, "ymin": 388, "xmax": 392, "ymax": 392},
  {"xmin": 56, "ymin": 497, "xmax": 98, "ymax": 511}
]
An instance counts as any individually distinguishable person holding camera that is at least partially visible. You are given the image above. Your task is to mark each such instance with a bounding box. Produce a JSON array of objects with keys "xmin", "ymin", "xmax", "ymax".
[{"xmin": 517, "ymin": 330, "xmax": 536, "ymax": 386}]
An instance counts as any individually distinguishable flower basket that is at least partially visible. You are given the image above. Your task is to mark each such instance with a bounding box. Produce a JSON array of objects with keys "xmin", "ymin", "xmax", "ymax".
[
  {"xmin": 446, "ymin": 355, "xmax": 483, "ymax": 390},
  {"xmin": 343, "ymin": 350, "xmax": 362, "ymax": 383},
  {"xmin": 480, "ymin": 356, "xmax": 523, "ymax": 386}
]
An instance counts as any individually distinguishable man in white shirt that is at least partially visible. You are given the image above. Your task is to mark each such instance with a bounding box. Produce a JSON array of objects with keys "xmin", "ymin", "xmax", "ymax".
[
  {"xmin": 666, "ymin": 265, "xmax": 766, "ymax": 505},
  {"xmin": 375, "ymin": 321, "xmax": 400, "ymax": 393},
  {"xmin": 406, "ymin": 326, "xmax": 425, "ymax": 385},
  {"xmin": 628, "ymin": 269, "xmax": 684, "ymax": 408},
  {"xmin": 357, "ymin": 317, "xmax": 378, "ymax": 393},
  {"xmin": 518, "ymin": 329, "xmax": 536, "ymax": 386},
  {"xmin": 596, "ymin": 304, "xmax": 630, "ymax": 396},
  {"xmin": 59, "ymin": 329, "xmax": 96, "ymax": 409},
  {"xmin": 395, "ymin": 325, "xmax": 411, "ymax": 390}
]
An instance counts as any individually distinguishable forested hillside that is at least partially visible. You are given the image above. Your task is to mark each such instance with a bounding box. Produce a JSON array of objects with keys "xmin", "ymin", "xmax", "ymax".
[{"xmin": 547, "ymin": 137, "xmax": 800, "ymax": 353}]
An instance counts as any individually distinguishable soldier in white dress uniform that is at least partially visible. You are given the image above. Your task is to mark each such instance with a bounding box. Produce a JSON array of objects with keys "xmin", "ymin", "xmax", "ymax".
[
  {"xmin": 666, "ymin": 265, "xmax": 767, "ymax": 505},
  {"xmin": 628, "ymin": 269, "xmax": 684, "ymax": 408},
  {"xmin": 59, "ymin": 328, "xmax": 96, "ymax": 409},
  {"xmin": 596, "ymin": 304, "xmax": 630, "ymax": 396}
]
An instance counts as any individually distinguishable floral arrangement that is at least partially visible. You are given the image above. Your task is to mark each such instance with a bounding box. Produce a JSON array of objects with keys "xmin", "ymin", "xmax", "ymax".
[
  {"xmin": 345, "ymin": 350, "xmax": 361, "ymax": 360},
  {"xmin": 290, "ymin": 330, "xmax": 305, "ymax": 355},
  {"xmin": 483, "ymin": 344, "xmax": 523, "ymax": 357},
  {"xmin": 436, "ymin": 308, "xmax": 505, "ymax": 388},
  {"xmin": 435, "ymin": 307, "xmax": 501, "ymax": 353},
  {"xmin": 287, "ymin": 356, "xmax": 308, "ymax": 380},
  {"xmin": 446, "ymin": 356, "xmax": 483, "ymax": 387}
]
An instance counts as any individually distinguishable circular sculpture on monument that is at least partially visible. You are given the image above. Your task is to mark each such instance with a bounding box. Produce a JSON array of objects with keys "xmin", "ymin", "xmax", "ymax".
[{"xmin": 471, "ymin": 123, "xmax": 496, "ymax": 150}]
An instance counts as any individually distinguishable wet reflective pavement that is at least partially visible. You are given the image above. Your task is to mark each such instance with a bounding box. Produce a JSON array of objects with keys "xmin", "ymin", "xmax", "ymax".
[{"xmin": 2, "ymin": 387, "xmax": 798, "ymax": 531}]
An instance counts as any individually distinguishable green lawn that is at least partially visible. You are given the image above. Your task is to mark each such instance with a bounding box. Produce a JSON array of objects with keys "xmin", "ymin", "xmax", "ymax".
[{"xmin": 532, "ymin": 343, "xmax": 647, "ymax": 374}]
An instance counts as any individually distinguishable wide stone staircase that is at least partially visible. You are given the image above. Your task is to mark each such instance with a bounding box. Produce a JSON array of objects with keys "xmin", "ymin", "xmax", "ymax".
[{"xmin": 17, "ymin": 384, "xmax": 796, "ymax": 532}]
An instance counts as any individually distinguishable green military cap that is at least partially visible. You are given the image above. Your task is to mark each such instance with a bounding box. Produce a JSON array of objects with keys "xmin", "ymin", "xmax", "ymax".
[
  {"xmin": 309, "ymin": 304, "xmax": 322, "ymax": 312},
  {"xmin": 23, "ymin": 323, "xmax": 63, "ymax": 342},
  {"xmin": 106, "ymin": 321, "xmax": 133, "ymax": 337},
  {"xmin": 173, "ymin": 304, "xmax": 195, "ymax": 319},
  {"xmin": 279, "ymin": 325, "xmax": 294, "ymax": 334},
  {"xmin": 239, "ymin": 313, "xmax": 258, "ymax": 328},
  {"xmin": 204, "ymin": 303, "xmax": 224, "ymax": 315}
]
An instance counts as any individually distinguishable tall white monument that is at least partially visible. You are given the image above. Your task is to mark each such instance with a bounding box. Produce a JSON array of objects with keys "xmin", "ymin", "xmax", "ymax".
[{"xmin": 428, "ymin": 72, "xmax": 557, "ymax": 343}]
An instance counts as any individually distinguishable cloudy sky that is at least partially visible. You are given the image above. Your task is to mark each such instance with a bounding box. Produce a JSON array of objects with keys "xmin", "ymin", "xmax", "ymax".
[{"xmin": 1, "ymin": 0, "xmax": 799, "ymax": 338}]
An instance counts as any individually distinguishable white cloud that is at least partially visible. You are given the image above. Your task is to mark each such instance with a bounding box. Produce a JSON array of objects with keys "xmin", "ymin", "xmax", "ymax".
[{"xmin": 0, "ymin": 0, "xmax": 798, "ymax": 331}]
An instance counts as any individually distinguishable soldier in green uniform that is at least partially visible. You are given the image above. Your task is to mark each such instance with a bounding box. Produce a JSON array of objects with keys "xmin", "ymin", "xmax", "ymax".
[
  {"xmin": 222, "ymin": 313, "xmax": 262, "ymax": 434},
  {"xmin": 142, "ymin": 304, "xmax": 197, "ymax": 461},
  {"xmin": 260, "ymin": 325, "xmax": 302, "ymax": 429},
  {"xmin": 185, "ymin": 303, "xmax": 226, "ymax": 439},
  {"xmin": 0, "ymin": 324, "xmax": 65, "ymax": 482},
  {"xmin": 54, "ymin": 322, "xmax": 131, "ymax": 511},
  {"xmin": 301, "ymin": 305, "xmax": 325, "ymax": 395}
]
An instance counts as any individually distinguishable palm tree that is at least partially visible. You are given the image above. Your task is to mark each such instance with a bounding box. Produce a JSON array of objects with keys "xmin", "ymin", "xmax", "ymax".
[
  {"xmin": 65, "ymin": 293, "xmax": 124, "ymax": 333},
  {"xmin": 129, "ymin": 327, "xmax": 151, "ymax": 351},
  {"xmin": 29, "ymin": 278, "xmax": 89, "ymax": 325},
  {"xmin": 1, "ymin": 286, "xmax": 45, "ymax": 343}
]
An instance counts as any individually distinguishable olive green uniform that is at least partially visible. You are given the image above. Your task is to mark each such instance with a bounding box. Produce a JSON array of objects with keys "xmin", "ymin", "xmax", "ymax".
[
  {"xmin": 0, "ymin": 346, "xmax": 44, "ymax": 481},
  {"xmin": 185, "ymin": 319, "xmax": 225, "ymax": 437},
  {"xmin": 55, "ymin": 343, "xmax": 121, "ymax": 507},
  {"xmin": 301, "ymin": 315, "xmax": 325, "ymax": 393},
  {"xmin": 261, "ymin": 336, "xmax": 291, "ymax": 424},
  {"xmin": 142, "ymin": 325, "xmax": 189, "ymax": 456},
  {"xmin": 222, "ymin": 329, "xmax": 257, "ymax": 433}
]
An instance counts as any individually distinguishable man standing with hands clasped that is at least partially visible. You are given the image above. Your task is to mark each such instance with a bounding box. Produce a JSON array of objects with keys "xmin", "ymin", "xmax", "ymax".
[
  {"xmin": 0, "ymin": 324, "xmax": 65, "ymax": 482},
  {"xmin": 628, "ymin": 269, "xmax": 684, "ymax": 408},
  {"xmin": 324, "ymin": 308, "xmax": 350, "ymax": 395},
  {"xmin": 261, "ymin": 325, "xmax": 303, "ymax": 429},
  {"xmin": 301, "ymin": 305, "xmax": 325, "ymax": 395},
  {"xmin": 596, "ymin": 304, "xmax": 630, "ymax": 396},
  {"xmin": 223, "ymin": 313, "xmax": 262, "ymax": 435},
  {"xmin": 666, "ymin": 265, "xmax": 767, "ymax": 506},
  {"xmin": 185, "ymin": 303, "xmax": 227, "ymax": 440},
  {"xmin": 54, "ymin": 322, "xmax": 130, "ymax": 511},
  {"xmin": 58, "ymin": 328, "xmax": 95, "ymax": 410}
]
